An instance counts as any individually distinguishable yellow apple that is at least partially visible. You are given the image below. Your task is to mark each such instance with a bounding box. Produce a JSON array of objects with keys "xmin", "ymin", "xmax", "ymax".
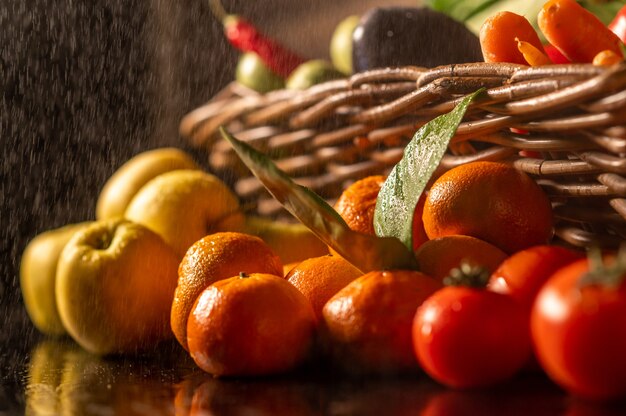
[
  {"xmin": 56, "ymin": 219, "xmax": 179, "ymax": 355},
  {"xmin": 96, "ymin": 147, "xmax": 200, "ymax": 220},
  {"xmin": 124, "ymin": 170, "xmax": 245, "ymax": 258},
  {"xmin": 244, "ymin": 216, "xmax": 328, "ymax": 265},
  {"xmin": 20, "ymin": 222, "xmax": 92, "ymax": 335}
]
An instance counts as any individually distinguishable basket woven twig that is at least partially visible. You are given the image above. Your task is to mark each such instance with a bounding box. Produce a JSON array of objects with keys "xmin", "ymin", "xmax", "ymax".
[{"xmin": 180, "ymin": 62, "xmax": 626, "ymax": 249}]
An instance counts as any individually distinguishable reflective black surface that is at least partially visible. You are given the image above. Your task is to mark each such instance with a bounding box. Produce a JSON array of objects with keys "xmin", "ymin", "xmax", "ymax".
[{"xmin": 2, "ymin": 310, "xmax": 626, "ymax": 416}]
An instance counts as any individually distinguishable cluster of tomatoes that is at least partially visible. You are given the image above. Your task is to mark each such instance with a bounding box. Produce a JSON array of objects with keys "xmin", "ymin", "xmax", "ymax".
[
  {"xmin": 330, "ymin": 159, "xmax": 626, "ymax": 402},
  {"xmin": 412, "ymin": 244, "xmax": 626, "ymax": 401}
]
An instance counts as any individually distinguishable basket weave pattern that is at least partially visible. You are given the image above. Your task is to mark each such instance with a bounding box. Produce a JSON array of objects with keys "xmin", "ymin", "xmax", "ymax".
[{"xmin": 181, "ymin": 62, "xmax": 626, "ymax": 249}]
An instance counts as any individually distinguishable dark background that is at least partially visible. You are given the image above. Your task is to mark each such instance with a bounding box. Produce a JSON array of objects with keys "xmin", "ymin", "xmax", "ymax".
[{"xmin": 0, "ymin": 0, "xmax": 414, "ymax": 340}]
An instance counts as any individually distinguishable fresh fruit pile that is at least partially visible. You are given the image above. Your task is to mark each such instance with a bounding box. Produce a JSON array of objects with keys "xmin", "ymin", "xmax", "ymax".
[
  {"xmin": 20, "ymin": 0, "xmax": 626, "ymax": 406},
  {"xmin": 20, "ymin": 148, "xmax": 327, "ymax": 355}
]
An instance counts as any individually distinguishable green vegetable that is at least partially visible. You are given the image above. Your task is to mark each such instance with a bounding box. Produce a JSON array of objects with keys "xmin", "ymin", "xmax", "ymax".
[
  {"xmin": 426, "ymin": 0, "xmax": 501, "ymax": 22},
  {"xmin": 373, "ymin": 89, "xmax": 483, "ymax": 251},
  {"xmin": 330, "ymin": 15, "xmax": 360, "ymax": 75},
  {"xmin": 236, "ymin": 52, "xmax": 285, "ymax": 93},
  {"xmin": 220, "ymin": 127, "xmax": 418, "ymax": 273},
  {"xmin": 286, "ymin": 60, "xmax": 344, "ymax": 90}
]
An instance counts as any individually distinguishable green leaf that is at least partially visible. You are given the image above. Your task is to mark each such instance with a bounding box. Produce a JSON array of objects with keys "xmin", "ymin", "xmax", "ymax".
[
  {"xmin": 581, "ymin": 1, "xmax": 626, "ymax": 26},
  {"xmin": 220, "ymin": 127, "xmax": 418, "ymax": 273},
  {"xmin": 373, "ymin": 89, "xmax": 484, "ymax": 251},
  {"xmin": 426, "ymin": 0, "xmax": 501, "ymax": 22}
]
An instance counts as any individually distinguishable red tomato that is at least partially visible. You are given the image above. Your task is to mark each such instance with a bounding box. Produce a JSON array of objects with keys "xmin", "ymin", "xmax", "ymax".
[
  {"xmin": 531, "ymin": 258, "xmax": 626, "ymax": 400},
  {"xmin": 413, "ymin": 286, "xmax": 531, "ymax": 388},
  {"xmin": 489, "ymin": 245, "xmax": 584, "ymax": 309}
]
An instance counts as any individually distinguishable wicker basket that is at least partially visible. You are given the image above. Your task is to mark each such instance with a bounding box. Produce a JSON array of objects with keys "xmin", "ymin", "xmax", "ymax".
[{"xmin": 180, "ymin": 62, "xmax": 626, "ymax": 249}]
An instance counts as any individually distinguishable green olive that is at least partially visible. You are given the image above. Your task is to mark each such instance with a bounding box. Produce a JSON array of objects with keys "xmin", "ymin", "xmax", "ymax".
[
  {"xmin": 330, "ymin": 15, "xmax": 360, "ymax": 75},
  {"xmin": 235, "ymin": 52, "xmax": 285, "ymax": 93},
  {"xmin": 286, "ymin": 60, "xmax": 344, "ymax": 90}
]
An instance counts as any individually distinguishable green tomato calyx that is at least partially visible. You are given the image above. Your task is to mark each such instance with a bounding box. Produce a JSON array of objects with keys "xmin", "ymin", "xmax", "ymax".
[
  {"xmin": 578, "ymin": 246, "xmax": 626, "ymax": 289},
  {"xmin": 443, "ymin": 262, "xmax": 490, "ymax": 289}
]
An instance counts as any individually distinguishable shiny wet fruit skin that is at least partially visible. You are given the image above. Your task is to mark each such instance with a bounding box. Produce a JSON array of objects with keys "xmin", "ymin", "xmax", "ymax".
[{"xmin": 186, "ymin": 273, "xmax": 316, "ymax": 377}]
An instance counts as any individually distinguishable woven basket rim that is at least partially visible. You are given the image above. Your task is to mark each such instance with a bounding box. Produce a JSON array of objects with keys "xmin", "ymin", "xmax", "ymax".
[{"xmin": 180, "ymin": 62, "xmax": 626, "ymax": 249}]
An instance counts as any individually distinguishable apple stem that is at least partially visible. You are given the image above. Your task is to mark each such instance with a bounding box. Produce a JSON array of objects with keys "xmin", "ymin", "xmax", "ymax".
[{"xmin": 239, "ymin": 272, "xmax": 249, "ymax": 279}]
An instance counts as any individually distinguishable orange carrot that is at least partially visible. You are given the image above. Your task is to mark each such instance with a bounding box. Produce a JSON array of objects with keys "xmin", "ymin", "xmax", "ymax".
[
  {"xmin": 480, "ymin": 11, "xmax": 545, "ymax": 65},
  {"xmin": 516, "ymin": 38, "xmax": 552, "ymax": 66},
  {"xmin": 593, "ymin": 50, "xmax": 623, "ymax": 66},
  {"xmin": 538, "ymin": 0, "xmax": 624, "ymax": 63}
]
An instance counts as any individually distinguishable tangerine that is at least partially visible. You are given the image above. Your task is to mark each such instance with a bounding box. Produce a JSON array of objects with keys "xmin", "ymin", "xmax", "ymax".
[
  {"xmin": 414, "ymin": 235, "xmax": 508, "ymax": 283},
  {"xmin": 322, "ymin": 269, "xmax": 442, "ymax": 373},
  {"xmin": 334, "ymin": 175, "xmax": 429, "ymax": 250},
  {"xmin": 186, "ymin": 273, "xmax": 316, "ymax": 377},
  {"xmin": 171, "ymin": 232, "xmax": 283, "ymax": 350},
  {"xmin": 423, "ymin": 161, "xmax": 553, "ymax": 254},
  {"xmin": 411, "ymin": 194, "xmax": 429, "ymax": 251},
  {"xmin": 334, "ymin": 175, "xmax": 386, "ymax": 235},
  {"xmin": 286, "ymin": 254, "xmax": 362, "ymax": 321}
]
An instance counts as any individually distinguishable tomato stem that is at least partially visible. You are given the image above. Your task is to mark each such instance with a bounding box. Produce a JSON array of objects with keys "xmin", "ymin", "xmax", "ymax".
[
  {"xmin": 578, "ymin": 245, "xmax": 626, "ymax": 288},
  {"xmin": 443, "ymin": 262, "xmax": 491, "ymax": 288}
]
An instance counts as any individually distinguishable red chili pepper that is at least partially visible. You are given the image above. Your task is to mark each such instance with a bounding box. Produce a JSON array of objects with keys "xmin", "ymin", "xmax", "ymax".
[
  {"xmin": 609, "ymin": 5, "xmax": 626, "ymax": 44},
  {"xmin": 223, "ymin": 15, "xmax": 305, "ymax": 78},
  {"xmin": 543, "ymin": 44, "xmax": 571, "ymax": 64}
]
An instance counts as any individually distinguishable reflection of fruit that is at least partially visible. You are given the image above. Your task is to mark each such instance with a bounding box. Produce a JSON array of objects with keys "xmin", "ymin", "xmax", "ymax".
[
  {"xmin": 236, "ymin": 52, "xmax": 285, "ymax": 93},
  {"xmin": 322, "ymin": 270, "xmax": 442, "ymax": 374},
  {"xmin": 330, "ymin": 15, "xmax": 360, "ymax": 75},
  {"xmin": 125, "ymin": 170, "xmax": 245, "ymax": 258},
  {"xmin": 96, "ymin": 148, "xmax": 200, "ymax": 220},
  {"xmin": 413, "ymin": 283, "xmax": 531, "ymax": 388},
  {"xmin": 414, "ymin": 235, "xmax": 507, "ymax": 283},
  {"xmin": 187, "ymin": 273, "xmax": 316, "ymax": 376},
  {"xmin": 27, "ymin": 339, "xmax": 191, "ymax": 415},
  {"xmin": 286, "ymin": 254, "xmax": 362, "ymax": 321},
  {"xmin": 334, "ymin": 175, "xmax": 386, "ymax": 235},
  {"xmin": 489, "ymin": 245, "xmax": 583, "ymax": 308},
  {"xmin": 423, "ymin": 161, "xmax": 553, "ymax": 254},
  {"xmin": 286, "ymin": 60, "xmax": 343, "ymax": 90},
  {"xmin": 171, "ymin": 232, "xmax": 284, "ymax": 351},
  {"xmin": 189, "ymin": 377, "xmax": 317, "ymax": 416},
  {"xmin": 25, "ymin": 339, "xmax": 74, "ymax": 415},
  {"xmin": 56, "ymin": 219, "xmax": 179, "ymax": 355},
  {"xmin": 20, "ymin": 222, "xmax": 90, "ymax": 335},
  {"xmin": 244, "ymin": 216, "xmax": 328, "ymax": 265}
]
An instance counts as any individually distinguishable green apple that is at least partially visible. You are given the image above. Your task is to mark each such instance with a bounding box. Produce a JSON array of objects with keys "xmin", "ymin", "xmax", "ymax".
[
  {"xmin": 56, "ymin": 219, "xmax": 179, "ymax": 355},
  {"xmin": 124, "ymin": 170, "xmax": 245, "ymax": 258},
  {"xmin": 244, "ymin": 216, "xmax": 328, "ymax": 265},
  {"xmin": 286, "ymin": 60, "xmax": 344, "ymax": 90},
  {"xmin": 236, "ymin": 52, "xmax": 285, "ymax": 93},
  {"xmin": 330, "ymin": 15, "xmax": 360, "ymax": 75},
  {"xmin": 20, "ymin": 222, "xmax": 92, "ymax": 335},
  {"xmin": 96, "ymin": 147, "xmax": 200, "ymax": 220}
]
